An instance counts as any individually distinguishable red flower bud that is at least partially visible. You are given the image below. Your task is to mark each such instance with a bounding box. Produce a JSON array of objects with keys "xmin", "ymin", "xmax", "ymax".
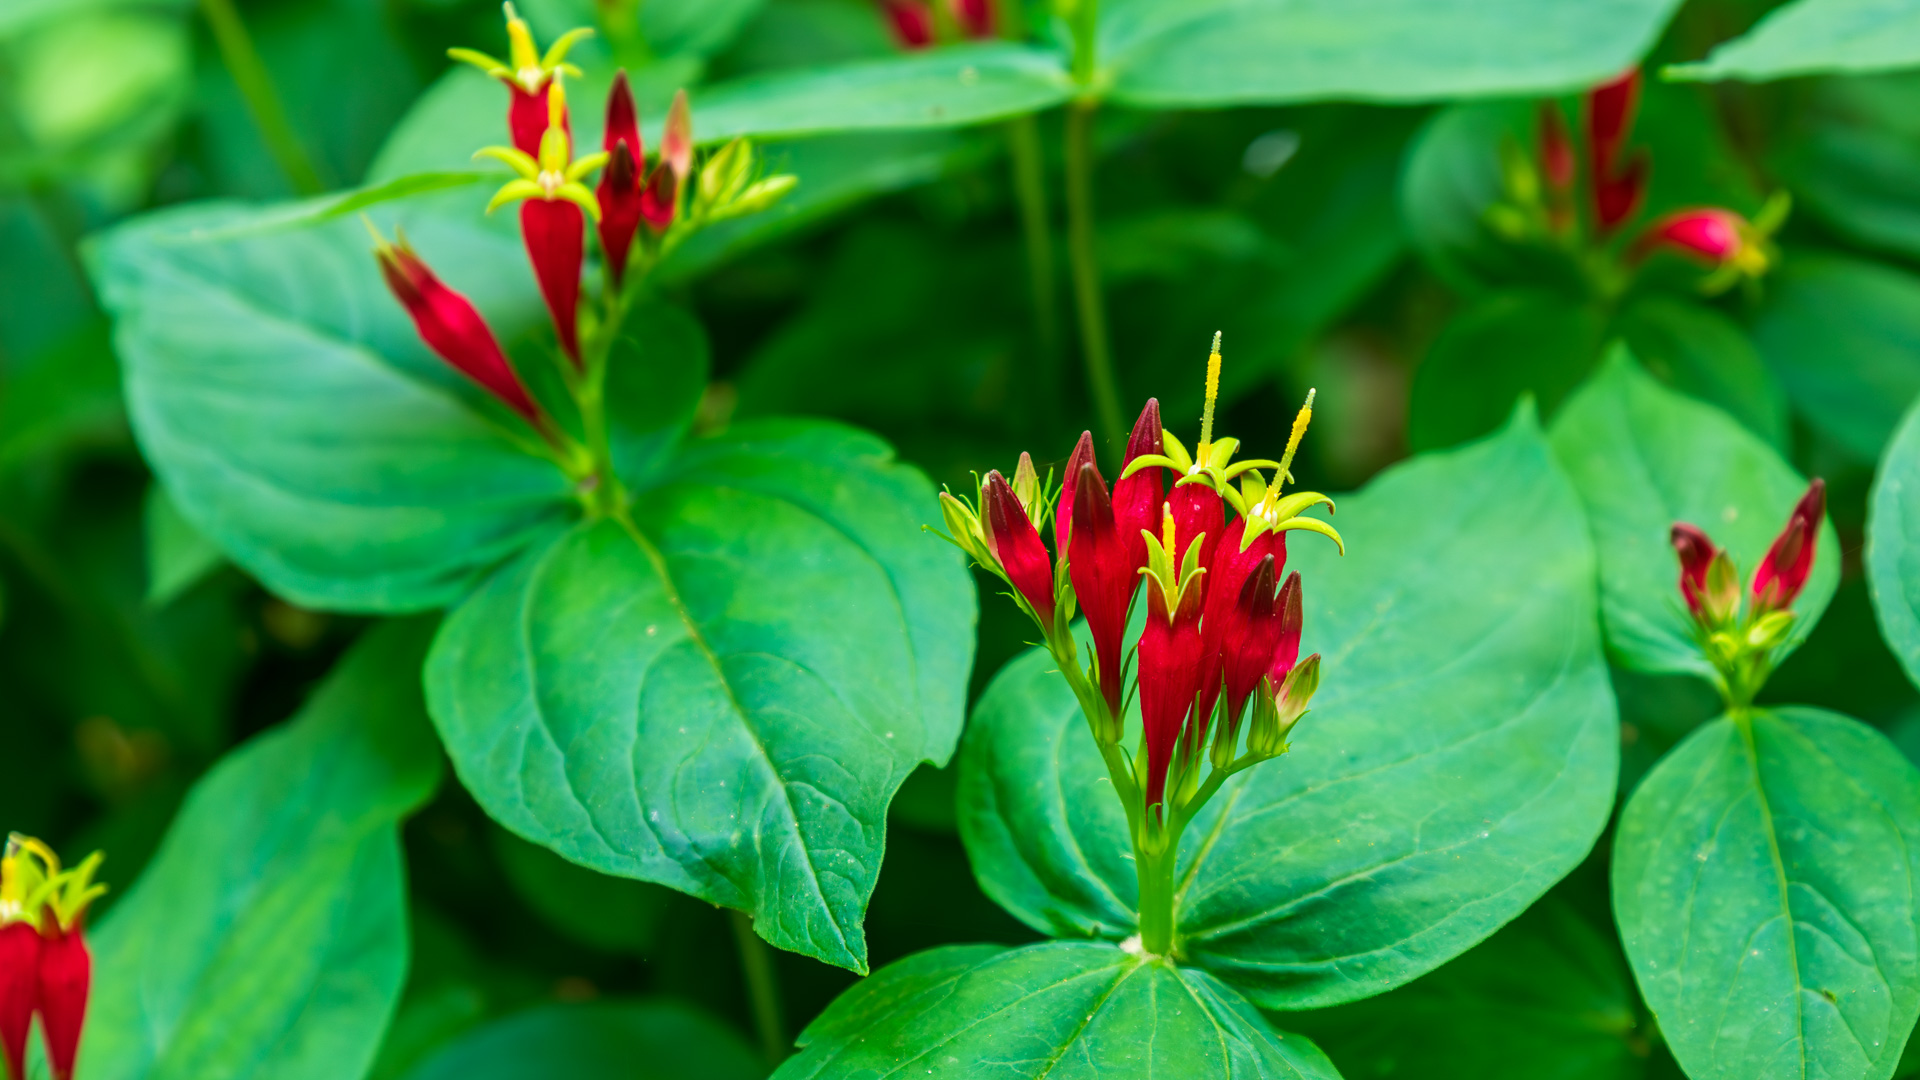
[
  {"xmin": 1538, "ymin": 102, "xmax": 1574, "ymax": 194},
  {"xmin": 1069, "ymin": 460, "xmax": 1132, "ymax": 716},
  {"xmin": 1587, "ymin": 69, "xmax": 1640, "ymax": 178},
  {"xmin": 36, "ymin": 926, "xmax": 88, "ymax": 1080},
  {"xmin": 1221, "ymin": 554, "xmax": 1283, "ymax": 728},
  {"xmin": 1269, "ymin": 571, "xmax": 1303, "ymax": 688},
  {"xmin": 953, "ymin": 0, "xmax": 994, "ymax": 38},
  {"xmin": 1753, "ymin": 479, "xmax": 1826, "ymax": 613},
  {"xmin": 1670, "ymin": 522, "xmax": 1719, "ymax": 616},
  {"xmin": 1633, "ymin": 208, "xmax": 1744, "ymax": 265},
  {"xmin": 372, "ymin": 229, "xmax": 542, "ymax": 424},
  {"xmin": 1194, "ymin": 517, "xmax": 1285, "ymax": 737},
  {"xmin": 0, "ymin": 922, "xmax": 39, "ymax": 1080},
  {"xmin": 880, "ymin": 0, "xmax": 934, "ymax": 47},
  {"xmin": 981, "ymin": 470, "xmax": 1055, "ymax": 625},
  {"xmin": 521, "ymin": 198, "xmax": 585, "ymax": 363},
  {"xmin": 1593, "ymin": 151, "xmax": 1648, "ymax": 233},
  {"xmin": 597, "ymin": 72, "xmax": 645, "ymax": 287},
  {"xmin": 1114, "ymin": 400, "xmax": 1165, "ymax": 574},
  {"xmin": 1056, "ymin": 430, "xmax": 1096, "ymax": 554}
]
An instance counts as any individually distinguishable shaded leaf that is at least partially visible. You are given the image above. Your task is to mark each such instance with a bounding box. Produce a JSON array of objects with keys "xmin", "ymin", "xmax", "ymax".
[{"xmin": 400, "ymin": 999, "xmax": 763, "ymax": 1080}]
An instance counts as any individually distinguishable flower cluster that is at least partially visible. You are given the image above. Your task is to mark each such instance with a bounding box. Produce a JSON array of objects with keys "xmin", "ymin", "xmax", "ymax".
[
  {"xmin": 373, "ymin": 4, "xmax": 794, "ymax": 481},
  {"xmin": 934, "ymin": 337, "xmax": 1343, "ymax": 955},
  {"xmin": 2, "ymin": 835, "xmax": 103, "ymax": 1080},
  {"xmin": 1487, "ymin": 69, "xmax": 1788, "ymax": 296},
  {"xmin": 877, "ymin": 0, "xmax": 995, "ymax": 48},
  {"xmin": 1670, "ymin": 479, "xmax": 1826, "ymax": 706}
]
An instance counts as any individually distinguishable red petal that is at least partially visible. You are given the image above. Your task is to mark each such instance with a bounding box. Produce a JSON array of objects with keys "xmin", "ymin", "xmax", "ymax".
[
  {"xmin": 377, "ymin": 245, "xmax": 541, "ymax": 422},
  {"xmin": 36, "ymin": 927, "xmax": 88, "ymax": 1080},
  {"xmin": 0, "ymin": 923, "xmax": 39, "ymax": 1080},
  {"xmin": 521, "ymin": 199, "xmax": 585, "ymax": 364}
]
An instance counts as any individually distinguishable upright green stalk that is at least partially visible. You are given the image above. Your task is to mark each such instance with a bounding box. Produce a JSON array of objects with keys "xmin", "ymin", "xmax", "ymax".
[
  {"xmin": 730, "ymin": 910, "xmax": 788, "ymax": 1066},
  {"xmin": 1064, "ymin": 101, "xmax": 1122, "ymax": 448},
  {"xmin": 1134, "ymin": 832, "xmax": 1179, "ymax": 956},
  {"xmin": 198, "ymin": 0, "xmax": 324, "ymax": 195},
  {"xmin": 1006, "ymin": 115, "xmax": 1062, "ymax": 423}
]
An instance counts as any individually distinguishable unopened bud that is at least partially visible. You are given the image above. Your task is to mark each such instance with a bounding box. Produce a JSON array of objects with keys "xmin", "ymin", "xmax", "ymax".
[
  {"xmin": 1011, "ymin": 452, "xmax": 1043, "ymax": 517},
  {"xmin": 939, "ymin": 491, "xmax": 988, "ymax": 564},
  {"xmin": 1498, "ymin": 137, "xmax": 1540, "ymax": 206},
  {"xmin": 721, "ymin": 174, "xmax": 797, "ymax": 219},
  {"xmin": 698, "ymin": 138, "xmax": 753, "ymax": 213},
  {"xmin": 1702, "ymin": 551, "xmax": 1740, "ymax": 627},
  {"xmin": 1747, "ymin": 609, "xmax": 1795, "ymax": 650}
]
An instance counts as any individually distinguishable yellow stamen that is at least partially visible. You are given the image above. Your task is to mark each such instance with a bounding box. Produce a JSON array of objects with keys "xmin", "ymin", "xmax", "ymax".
[
  {"xmin": 1161, "ymin": 503, "xmax": 1177, "ymax": 555},
  {"xmin": 1198, "ymin": 331, "xmax": 1222, "ymax": 455},
  {"xmin": 504, "ymin": 3, "xmax": 540, "ymax": 88},
  {"xmin": 1275, "ymin": 388, "xmax": 1316, "ymax": 492}
]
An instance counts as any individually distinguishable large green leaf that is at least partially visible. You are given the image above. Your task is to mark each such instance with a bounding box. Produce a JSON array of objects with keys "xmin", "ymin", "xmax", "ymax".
[
  {"xmin": 1868, "ymin": 393, "xmax": 1920, "ymax": 691},
  {"xmin": 958, "ymin": 411, "xmax": 1617, "ymax": 1009},
  {"xmin": 425, "ymin": 420, "xmax": 974, "ymax": 974},
  {"xmin": 1287, "ymin": 899, "xmax": 1648, "ymax": 1080},
  {"xmin": 1102, "ymin": 0, "xmax": 1684, "ymax": 108},
  {"xmin": 1770, "ymin": 74, "xmax": 1920, "ymax": 264},
  {"xmin": 81, "ymin": 620, "xmax": 444, "ymax": 1080},
  {"xmin": 399, "ymin": 1000, "xmax": 762, "ymax": 1080},
  {"xmin": 1613, "ymin": 706, "xmax": 1920, "ymax": 1080},
  {"xmin": 1548, "ymin": 350, "xmax": 1839, "ymax": 678},
  {"xmin": 772, "ymin": 942, "xmax": 1341, "ymax": 1080},
  {"xmin": 1752, "ymin": 251, "xmax": 1920, "ymax": 462},
  {"xmin": 86, "ymin": 201, "xmax": 583, "ymax": 613},
  {"xmin": 1668, "ymin": 0, "xmax": 1920, "ymax": 83}
]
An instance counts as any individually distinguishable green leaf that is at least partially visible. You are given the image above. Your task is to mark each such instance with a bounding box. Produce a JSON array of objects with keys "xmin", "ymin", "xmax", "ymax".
[
  {"xmin": 81, "ymin": 619, "xmax": 444, "ymax": 1080},
  {"xmin": 399, "ymin": 999, "xmax": 764, "ymax": 1080},
  {"xmin": 1103, "ymin": 0, "xmax": 1684, "ymax": 108},
  {"xmin": 1752, "ymin": 251, "xmax": 1920, "ymax": 462},
  {"xmin": 1548, "ymin": 349, "xmax": 1839, "ymax": 678},
  {"xmin": 773, "ymin": 942, "xmax": 1342, "ymax": 1080},
  {"xmin": 959, "ymin": 412, "xmax": 1617, "ymax": 1008},
  {"xmin": 1612, "ymin": 706, "xmax": 1920, "ymax": 1080},
  {"xmin": 143, "ymin": 481, "xmax": 225, "ymax": 607},
  {"xmin": 1286, "ymin": 899, "xmax": 1647, "ymax": 1080},
  {"xmin": 1668, "ymin": 0, "xmax": 1920, "ymax": 83},
  {"xmin": 425, "ymin": 420, "xmax": 975, "ymax": 974},
  {"xmin": 1868, "ymin": 393, "xmax": 1920, "ymax": 691},
  {"xmin": 1614, "ymin": 294, "xmax": 1789, "ymax": 449},
  {"xmin": 1769, "ymin": 74, "xmax": 1920, "ymax": 263},
  {"xmin": 686, "ymin": 43, "xmax": 1074, "ymax": 142},
  {"xmin": 1408, "ymin": 289, "xmax": 1608, "ymax": 450},
  {"xmin": 87, "ymin": 201, "xmax": 580, "ymax": 613},
  {"xmin": 1398, "ymin": 100, "xmax": 1544, "ymax": 292}
]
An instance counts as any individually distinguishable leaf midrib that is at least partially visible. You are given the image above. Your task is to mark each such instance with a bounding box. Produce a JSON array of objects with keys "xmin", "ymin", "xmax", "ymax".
[{"xmin": 1734, "ymin": 711, "xmax": 1808, "ymax": 1080}]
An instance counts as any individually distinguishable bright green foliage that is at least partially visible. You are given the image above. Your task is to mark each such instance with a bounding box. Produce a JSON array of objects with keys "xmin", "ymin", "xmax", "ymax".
[
  {"xmin": 771, "ymin": 942, "xmax": 1340, "ymax": 1080},
  {"xmin": 960, "ymin": 412, "xmax": 1616, "ymax": 1008},
  {"xmin": 1870, "ymin": 395, "xmax": 1920, "ymax": 689},
  {"xmin": 1549, "ymin": 351, "xmax": 1839, "ymax": 678},
  {"xmin": 426, "ymin": 422, "xmax": 973, "ymax": 974},
  {"xmin": 1613, "ymin": 706, "xmax": 1920, "ymax": 1080},
  {"xmin": 400, "ymin": 1000, "xmax": 763, "ymax": 1080},
  {"xmin": 81, "ymin": 620, "xmax": 443, "ymax": 1080},
  {"xmin": 1669, "ymin": 0, "xmax": 1920, "ymax": 82}
]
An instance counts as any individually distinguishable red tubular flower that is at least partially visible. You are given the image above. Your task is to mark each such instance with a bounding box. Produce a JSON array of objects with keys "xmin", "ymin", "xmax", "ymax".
[
  {"xmin": 1670, "ymin": 523, "xmax": 1719, "ymax": 616},
  {"xmin": 596, "ymin": 71, "xmax": 645, "ymax": 287},
  {"xmin": 371, "ymin": 227, "xmax": 543, "ymax": 424},
  {"xmin": 981, "ymin": 470, "xmax": 1055, "ymax": 625},
  {"xmin": 1269, "ymin": 571, "xmax": 1303, "ymax": 687},
  {"xmin": 1753, "ymin": 479, "xmax": 1826, "ymax": 613},
  {"xmin": 953, "ymin": 0, "xmax": 994, "ymax": 37},
  {"xmin": 1586, "ymin": 69, "xmax": 1648, "ymax": 234},
  {"xmin": 880, "ymin": 0, "xmax": 934, "ymax": 47},
  {"xmin": 1114, "ymin": 400, "xmax": 1165, "ymax": 573},
  {"xmin": 36, "ymin": 927, "xmax": 87, "ymax": 1080},
  {"xmin": 641, "ymin": 91, "xmax": 692, "ymax": 233},
  {"xmin": 0, "ymin": 921, "xmax": 38, "ymax": 1080},
  {"xmin": 447, "ymin": 6, "xmax": 588, "ymax": 156},
  {"xmin": 1138, "ymin": 577, "xmax": 1203, "ymax": 810},
  {"xmin": 1068, "ymin": 461, "xmax": 1132, "ymax": 715},
  {"xmin": 1168, "ymin": 484, "xmax": 1224, "ymax": 599},
  {"xmin": 522, "ymin": 198, "xmax": 585, "ymax": 363},
  {"xmin": 1194, "ymin": 518, "xmax": 1285, "ymax": 732}
]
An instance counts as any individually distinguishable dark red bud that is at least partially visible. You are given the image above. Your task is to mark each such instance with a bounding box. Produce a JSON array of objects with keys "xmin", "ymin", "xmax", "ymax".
[
  {"xmin": 597, "ymin": 73, "xmax": 645, "ymax": 287},
  {"xmin": 1056, "ymin": 430, "xmax": 1096, "ymax": 553},
  {"xmin": 36, "ymin": 926, "xmax": 88, "ymax": 1080},
  {"xmin": 982, "ymin": 470, "xmax": 1055, "ymax": 625},
  {"xmin": 521, "ymin": 198, "xmax": 585, "ymax": 364},
  {"xmin": 1753, "ymin": 479, "xmax": 1826, "ymax": 612},
  {"xmin": 1069, "ymin": 462, "xmax": 1129, "ymax": 715},
  {"xmin": 1670, "ymin": 522, "xmax": 1718, "ymax": 616},
  {"xmin": 376, "ymin": 241, "xmax": 542, "ymax": 422},
  {"xmin": 1, "ymin": 922, "xmax": 39, "ymax": 1080},
  {"xmin": 952, "ymin": 0, "xmax": 994, "ymax": 38},
  {"xmin": 1593, "ymin": 150, "xmax": 1648, "ymax": 234},
  {"xmin": 1222, "ymin": 554, "xmax": 1281, "ymax": 725},
  {"xmin": 1538, "ymin": 103, "xmax": 1574, "ymax": 192},
  {"xmin": 1587, "ymin": 68, "xmax": 1641, "ymax": 175},
  {"xmin": 880, "ymin": 0, "xmax": 934, "ymax": 47},
  {"xmin": 1269, "ymin": 571, "xmax": 1303, "ymax": 687},
  {"xmin": 640, "ymin": 164, "xmax": 677, "ymax": 233},
  {"xmin": 1115, "ymin": 399, "xmax": 1165, "ymax": 574}
]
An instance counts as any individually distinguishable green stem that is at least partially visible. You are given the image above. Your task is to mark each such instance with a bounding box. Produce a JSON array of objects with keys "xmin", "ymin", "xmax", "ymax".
[
  {"xmin": 1063, "ymin": 100, "xmax": 1123, "ymax": 448},
  {"xmin": 198, "ymin": 0, "xmax": 324, "ymax": 195},
  {"xmin": 572, "ymin": 286, "xmax": 629, "ymax": 518},
  {"xmin": 1006, "ymin": 114, "xmax": 1062, "ymax": 424},
  {"xmin": 1134, "ymin": 830, "xmax": 1179, "ymax": 957},
  {"xmin": 729, "ymin": 909, "xmax": 788, "ymax": 1066}
]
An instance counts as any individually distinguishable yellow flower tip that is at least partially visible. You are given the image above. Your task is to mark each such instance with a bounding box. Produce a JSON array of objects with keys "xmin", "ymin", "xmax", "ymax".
[
  {"xmin": 1198, "ymin": 332, "xmax": 1223, "ymax": 453},
  {"xmin": 1160, "ymin": 503, "xmax": 1177, "ymax": 554}
]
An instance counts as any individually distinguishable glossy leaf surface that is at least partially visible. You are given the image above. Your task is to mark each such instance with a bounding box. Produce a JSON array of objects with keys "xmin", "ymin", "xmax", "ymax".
[
  {"xmin": 772, "ymin": 942, "xmax": 1340, "ymax": 1080},
  {"xmin": 426, "ymin": 421, "xmax": 974, "ymax": 974},
  {"xmin": 1669, "ymin": 0, "xmax": 1920, "ymax": 83},
  {"xmin": 1869, "ymin": 393, "xmax": 1920, "ymax": 691},
  {"xmin": 82, "ymin": 621, "xmax": 443, "ymax": 1080},
  {"xmin": 1613, "ymin": 706, "xmax": 1920, "ymax": 1080},
  {"xmin": 1102, "ymin": 0, "xmax": 1685, "ymax": 107},
  {"xmin": 1549, "ymin": 351, "xmax": 1839, "ymax": 677},
  {"xmin": 959, "ymin": 413, "xmax": 1617, "ymax": 1008}
]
